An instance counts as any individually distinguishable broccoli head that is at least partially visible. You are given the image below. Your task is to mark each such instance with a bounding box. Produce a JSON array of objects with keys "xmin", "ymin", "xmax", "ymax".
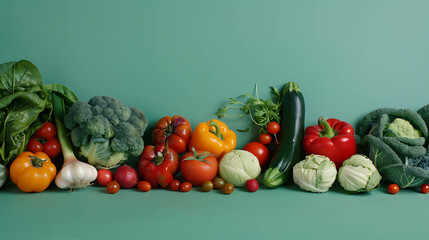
[{"xmin": 64, "ymin": 96, "xmax": 148, "ymax": 168}]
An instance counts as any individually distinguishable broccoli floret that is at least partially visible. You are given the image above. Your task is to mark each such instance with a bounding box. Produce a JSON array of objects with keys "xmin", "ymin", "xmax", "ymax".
[
  {"xmin": 110, "ymin": 122, "xmax": 143, "ymax": 156},
  {"xmin": 129, "ymin": 107, "xmax": 148, "ymax": 136},
  {"xmin": 84, "ymin": 115, "xmax": 114, "ymax": 139},
  {"xmin": 64, "ymin": 96, "xmax": 148, "ymax": 168},
  {"xmin": 64, "ymin": 101, "xmax": 93, "ymax": 129}
]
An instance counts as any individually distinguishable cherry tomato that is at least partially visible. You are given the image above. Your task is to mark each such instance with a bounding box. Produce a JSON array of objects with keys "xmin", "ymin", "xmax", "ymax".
[
  {"xmin": 33, "ymin": 122, "xmax": 57, "ymax": 140},
  {"xmin": 201, "ymin": 181, "xmax": 213, "ymax": 192},
  {"xmin": 420, "ymin": 184, "xmax": 429, "ymax": 194},
  {"xmin": 242, "ymin": 142, "xmax": 270, "ymax": 169},
  {"xmin": 181, "ymin": 182, "xmax": 192, "ymax": 192},
  {"xmin": 267, "ymin": 122, "xmax": 280, "ymax": 135},
  {"xmin": 106, "ymin": 181, "xmax": 120, "ymax": 194},
  {"xmin": 222, "ymin": 183, "xmax": 234, "ymax": 194},
  {"xmin": 27, "ymin": 139, "xmax": 43, "ymax": 153},
  {"xmin": 246, "ymin": 179, "xmax": 259, "ymax": 192},
  {"xmin": 388, "ymin": 183, "xmax": 399, "ymax": 194},
  {"xmin": 43, "ymin": 138, "xmax": 61, "ymax": 158},
  {"xmin": 259, "ymin": 133, "xmax": 272, "ymax": 145},
  {"xmin": 137, "ymin": 181, "xmax": 152, "ymax": 192},
  {"xmin": 97, "ymin": 169, "xmax": 113, "ymax": 186},
  {"xmin": 213, "ymin": 177, "xmax": 225, "ymax": 190},
  {"xmin": 170, "ymin": 180, "xmax": 181, "ymax": 191}
]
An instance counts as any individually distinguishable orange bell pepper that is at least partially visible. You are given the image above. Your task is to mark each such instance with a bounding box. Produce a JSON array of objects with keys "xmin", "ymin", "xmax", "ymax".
[
  {"xmin": 189, "ymin": 119, "xmax": 237, "ymax": 159},
  {"xmin": 10, "ymin": 151, "xmax": 57, "ymax": 193}
]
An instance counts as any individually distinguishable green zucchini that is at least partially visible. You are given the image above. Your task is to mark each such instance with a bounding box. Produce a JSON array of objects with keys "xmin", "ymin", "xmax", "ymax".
[
  {"xmin": 0, "ymin": 164, "xmax": 8, "ymax": 188},
  {"xmin": 262, "ymin": 82, "xmax": 305, "ymax": 188}
]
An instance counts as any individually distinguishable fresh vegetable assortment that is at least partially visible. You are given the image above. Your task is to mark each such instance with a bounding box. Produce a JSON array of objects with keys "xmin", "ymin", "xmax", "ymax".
[{"xmin": 1, "ymin": 59, "xmax": 429, "ymax": 198}]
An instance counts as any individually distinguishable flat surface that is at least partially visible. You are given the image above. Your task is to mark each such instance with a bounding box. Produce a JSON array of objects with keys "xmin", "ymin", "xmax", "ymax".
[
  {"xmin": 1, "ymin": 1, "xmax": 429, "ymax": 239},
  {"xmin": 1, "ymin": 182, "xmax": 427, "ymax": 240}
]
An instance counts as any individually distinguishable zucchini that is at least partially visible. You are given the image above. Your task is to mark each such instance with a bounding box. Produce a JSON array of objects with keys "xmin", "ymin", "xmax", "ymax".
[
  {"xmin": 0, "ymin": 164, "xmax": 8, "ymax": 188},
  {"xmin": 262, "ymin": 82, "xmax": 305, "ymax": 188}
]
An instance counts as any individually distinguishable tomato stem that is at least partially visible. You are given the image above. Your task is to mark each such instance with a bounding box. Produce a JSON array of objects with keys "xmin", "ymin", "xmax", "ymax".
[{"xmin": 183, "ymin": 147, "xmax": 213, "ymax": 165}]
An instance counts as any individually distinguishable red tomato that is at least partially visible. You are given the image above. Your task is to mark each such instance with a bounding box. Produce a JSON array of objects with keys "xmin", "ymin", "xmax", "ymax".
[
  {"xmin": 27, "ymin": 139, "xmax": 43, "ymax": 153},
  {"xmin": 388, "ymin": 183, "xmax": 399, "ymax": 194},
  {"xmin": 138, "ymin": 145, "xmax": 179, "ymax": 188},
  {"xmin": 267, "ymin": 122, "xmax": 280, "ymax": 135},
  {"xmin": 420, "ymin": 184, "xmax": 429, "ymax": 194},
  {"xmin": 106, "ymin": 181, "xmax": 120, "ymax": 194},
  {"xmin": 33, "ymin": 122, "xmax": 57, "ymax": 140},
  {"xmin": 97, "ymin": 169, "xmax": 113, "ymax": 186},
  {"xmin": 152, "ymin": 116, "xmax": 192, "ymax": 154},
  {"xmin": 259, "ymin": 133, "xmax": 272, "ymax": 145},
  {"xmin": 137, "ymin": 181, "xmax": 152, "ymax": 192},
  {"xmin": 170, "ymin": 180, "xmax": 181, "ymax": 191},
  {"xmin": 43, "ymin": 138, "xmax": 61, "ymax": 158},
  {"xmin": 242, "ymin": 142, "xmax": 270, "ymax": 169},
  {"xmin": 180, "ymin": 149, "xmax": 218, "ymax": 186},
  {"xmin": 180, "ymin": 182, "xmax": 192, "ymax": 192}
]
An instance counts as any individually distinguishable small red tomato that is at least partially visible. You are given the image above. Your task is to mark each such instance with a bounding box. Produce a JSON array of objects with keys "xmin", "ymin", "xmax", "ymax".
[
  {"xmin": 170, "ymin": 180, "xmax": 181, "ymax": 191},
  {"xmin": 267, "ymin": 122, "xmax": 280, "ymax": 135},
  {"xmin": 33, "ymin": 122, "xmax": 57, "ymax": 140},
  {"xmin": 43, "ymin": 138, "xmax": 62, "ymax": 158},
  {"xmin": 420, "ymin": 184, "xmax": 429, "ymax": 194},
  {"xmin": 222, "ymin": 183, "xmax": 234, "ymax": 194},
  {"xmin": 242, "ymin": 142, "xmax": 270, "ymax": 169},
  {"xmin": 259, "ymin": 133, "xmax": 272, "ymax": 145},
  {"xmin": 245, "ymin": 179, "xmax": 259, "ymax": 192},
  {"xmin": 388, "ymin": 183, "xmax": 399, "ymax": 194},
  {"xmin": 27, "ymin": 139, "xmax": 43, "ymax": 153},
  {"xmin": 181, "ymin": 182, "xmax": 192, "ymax": 192},
  {"xmin": 97, "ymin": 169, "xmax": 114, "ymax": 186},
  {"xmin": 137, "ymin": 181, "xmax": 152, "ymax": 192},
  {"xmin": 106, "ymin": 181, "xmax": 120, "ymax": 194}
]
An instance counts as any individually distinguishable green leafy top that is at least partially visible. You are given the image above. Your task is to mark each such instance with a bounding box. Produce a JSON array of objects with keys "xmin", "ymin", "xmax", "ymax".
[{"xmin": 216, "ymin": 85, "xmax": 282, "ymax": 133}]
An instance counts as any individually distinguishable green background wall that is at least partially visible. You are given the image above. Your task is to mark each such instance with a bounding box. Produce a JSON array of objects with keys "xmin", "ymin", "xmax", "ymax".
[
  {"xmin": 2, "ymin": 0, "xmax": 429, "ymax": 147},
  {"xmin": 1, "ymin": 1, "xmax": 429, "ymax": 239}
]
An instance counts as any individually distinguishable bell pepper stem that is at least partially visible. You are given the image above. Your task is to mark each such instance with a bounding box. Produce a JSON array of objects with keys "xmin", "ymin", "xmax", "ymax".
[
  {"xmin": 29, "ymin": 156, "xmax": 47, "ymax": 168},
  {"xmin": 318, "ymin": 117, "xmax": 336, "ymax": 138},
  {"xmin": 209, "ymin": 121, "xmax": 224, "ymax": 141}
]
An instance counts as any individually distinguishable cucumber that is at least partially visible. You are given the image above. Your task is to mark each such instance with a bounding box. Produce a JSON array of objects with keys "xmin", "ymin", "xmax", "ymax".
[{"xmin": 262, "ymin": 82, "xmax": 305, "ymax": 188}]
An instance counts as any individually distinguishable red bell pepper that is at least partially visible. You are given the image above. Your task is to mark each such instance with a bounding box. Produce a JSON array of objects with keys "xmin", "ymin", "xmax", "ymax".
[
  {"xmin": 138, "ymin": 144, "xmax": 179, "ymax": 188},
  {"xmin": 303, "ymin": 117, "xmax": 357, "ymax": 168}
]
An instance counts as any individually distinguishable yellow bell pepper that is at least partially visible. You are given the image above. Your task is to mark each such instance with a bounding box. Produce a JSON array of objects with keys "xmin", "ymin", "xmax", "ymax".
[{"xmin": 189, "ymin": 119, "xmax": 237, "ymax": 159}]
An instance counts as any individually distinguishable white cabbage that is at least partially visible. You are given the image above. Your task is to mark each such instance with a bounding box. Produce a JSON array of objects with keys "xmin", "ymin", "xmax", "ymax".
[
  {"xmin": 293, "ymin": 154, "xmax": 337, "ymax": 193},
  {"xmin": 337, "ymin": 154, "xmax": 382, "ymax": 193},
  {"xmin": 219, "ymin": 150, "xmax": 261, "ymax": 187}
]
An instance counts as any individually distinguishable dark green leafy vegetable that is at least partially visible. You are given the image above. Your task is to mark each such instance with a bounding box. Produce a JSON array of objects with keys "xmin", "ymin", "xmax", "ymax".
[
  {"xmin": 0, "ymin": 60, "xmax": 51, "ymax": 165},
  {"xmin": 216, "ymin": 85, "xmax": 282, "ymax": 133}
]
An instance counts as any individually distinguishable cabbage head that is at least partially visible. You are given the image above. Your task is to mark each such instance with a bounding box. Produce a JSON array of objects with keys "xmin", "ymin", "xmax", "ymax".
[
  {"xmin": 337, "ymin": 154, "xmax": 382, "ymax": 193},
  {"xmin": 219, "ymin": 150, "xmax": 261, "ymax": 187},
  {"xmin": 292, "ymin": 154, "xmax": 337, "ymax": 193}
]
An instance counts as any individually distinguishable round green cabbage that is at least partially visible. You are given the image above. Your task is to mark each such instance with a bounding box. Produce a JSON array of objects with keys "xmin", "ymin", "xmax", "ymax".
[
  {"xmin": 337, "ymin": 154, "xmax": 382, "ymax": 193},
  {"xmin": 292, "ymin": 154, "xmax": 337, "ymax": 193},
  {"xmin": 219, "ymin": 150, "xmax": 261, "ymax": 187}
]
